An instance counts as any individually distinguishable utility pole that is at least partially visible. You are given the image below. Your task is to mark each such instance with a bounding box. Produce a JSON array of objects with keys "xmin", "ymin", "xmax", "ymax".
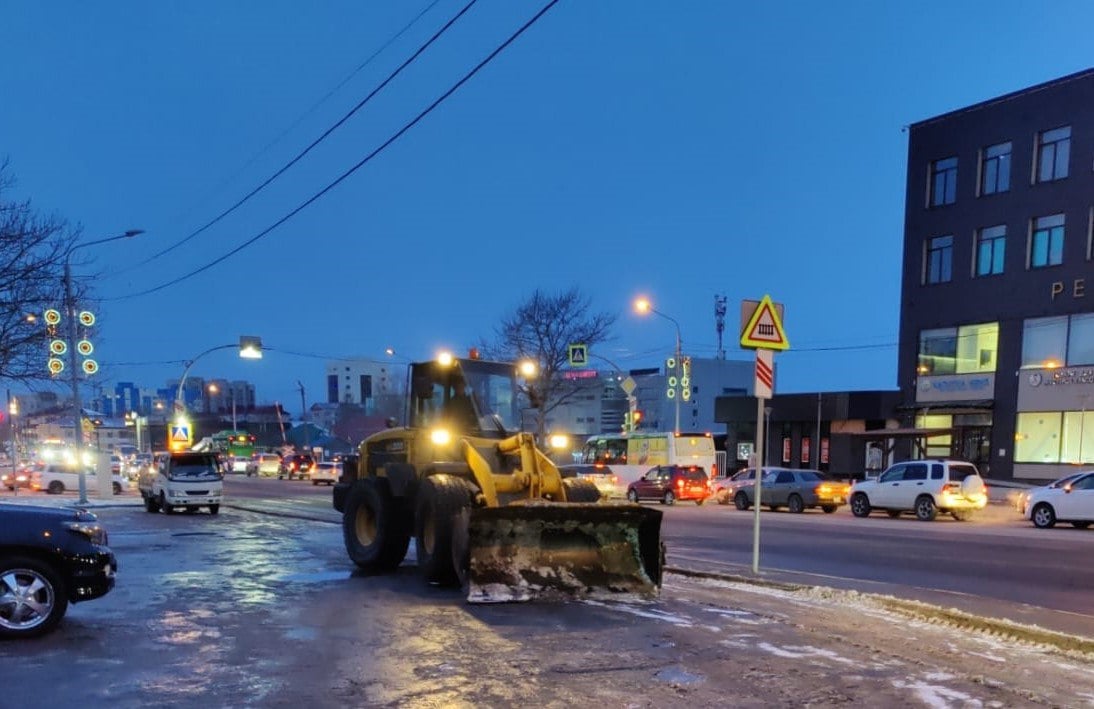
[
  {"xmin": 814, "ymin": 392, "xmax": 822, "ymax": 469},
  {"xmin": 714, "ymin": 294, "xmax": 727, "ymax": 360},
  {"xmin": 7, "ymin": 391, "xmax": 18, "ymax": 494},
  {"xmin": 297, "ymin": 381, "xmax": 309, "ymax": 452}
]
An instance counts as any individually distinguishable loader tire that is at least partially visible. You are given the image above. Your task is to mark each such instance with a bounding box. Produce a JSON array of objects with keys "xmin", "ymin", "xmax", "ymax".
[
  {"xmin": 562, "ymin": 478, "xmax": 600, "ymax": 502},
  {"xmin": 342, "ymin": 477, "xmax": 411, "ymax": 573},
  {"xmin": 416, "ymin": 474, "xmax": 474, "ymax": 587}
]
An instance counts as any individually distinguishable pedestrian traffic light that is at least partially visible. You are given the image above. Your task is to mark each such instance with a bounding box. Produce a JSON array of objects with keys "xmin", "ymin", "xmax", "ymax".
[{"xmin": 623, "ymin": 412, "xmax": 633, "ymax": 432}]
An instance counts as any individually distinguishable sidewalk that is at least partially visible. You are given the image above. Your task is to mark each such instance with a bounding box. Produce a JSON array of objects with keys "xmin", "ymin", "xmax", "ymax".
[{"xmin": 0, "ymin": 489, "xmax": 142, "ymax": 509}]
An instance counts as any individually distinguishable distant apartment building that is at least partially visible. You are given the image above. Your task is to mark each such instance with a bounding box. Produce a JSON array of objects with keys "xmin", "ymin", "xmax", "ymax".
[
  {"xmin": 326, "ymin": 358, "xmax": 404, "ymax": 414},
  {"xmin": 900, "ymin": 68, "xmax": 1094, "ymax": 481}
]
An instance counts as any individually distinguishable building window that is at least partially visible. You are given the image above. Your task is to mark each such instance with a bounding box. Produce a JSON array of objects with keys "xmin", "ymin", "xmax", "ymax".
[
  {"xmin": 929, "ymin": 156, "xmax": 958, "ymax": 206},
  {"xmin": 917, "ymin": 322, "xmax": 998, "ymax": 375},
  {"xmin": 1036, "ymin": 126, "xmax": 1070, "ymax": 182},
  {"xmin": 1061, "ymin": 411, "xmax": 1094, "ymax": 464},
  {"xmin": 979, "ymin": 141, "xmax": 1011, "ymax": 195},
  {"xmin": 1013, "ymin": 410, "xmax": 1094, "ymax": 464},
  {"xmin": 925, "ymin": 235, "xmax": 953, "ymax": 283},
  {"xmin": 1030, "ymin": 214, "xmax": 1064, "ymax": 268},
  {"xmin": 915, "ymin": 414, "xmax": 953, "ymax": 458},
  {"xmin": 1015, "ymin": 412, "xmax": 1061, "ymax": 463},
  {"xmin": 1021, "ymin": 315, "xmax": 1072, "ymax": 368},
  {"xmin": 975, "ymin": 225, "xmax": 1006, "ymax": 276}
]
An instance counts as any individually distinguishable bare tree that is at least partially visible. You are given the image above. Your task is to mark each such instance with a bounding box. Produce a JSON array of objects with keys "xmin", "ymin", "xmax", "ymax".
[
  {"xmin": 0, "ymin": 162, "xmax": 80, "ymax": 383},
  {"xmin": 486, "ymin": 287, "xmax": 616, "ymax": 441}
]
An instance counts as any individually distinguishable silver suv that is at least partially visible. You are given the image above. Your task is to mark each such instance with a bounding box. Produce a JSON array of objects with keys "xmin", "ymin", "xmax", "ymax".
[{"xmin": 849, "ymin": 459, "xmax": 987, "ymax": 521}]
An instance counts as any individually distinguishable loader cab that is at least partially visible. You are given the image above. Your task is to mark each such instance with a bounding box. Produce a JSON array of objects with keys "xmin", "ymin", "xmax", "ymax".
[{"xmin": 408, "ymin": 358, "xmax": 526, "ymax": 439}]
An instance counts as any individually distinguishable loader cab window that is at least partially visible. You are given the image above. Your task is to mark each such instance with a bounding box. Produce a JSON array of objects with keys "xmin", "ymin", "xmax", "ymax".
[{"xmin": 410, "ymin": 361, "xmax": 520, "ymax": 438}]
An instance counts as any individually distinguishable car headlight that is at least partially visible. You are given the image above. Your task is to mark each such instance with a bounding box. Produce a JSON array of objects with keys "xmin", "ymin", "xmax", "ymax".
[{"xmin": 64, "ymin": 521, "xmax": 108, "ymax": 546}]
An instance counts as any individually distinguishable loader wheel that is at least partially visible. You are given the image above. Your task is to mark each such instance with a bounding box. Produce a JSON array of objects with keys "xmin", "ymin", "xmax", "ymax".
[
  {"xmin": 416, "ymin": 474, "xmax": 474, "ymax": 587},
  {"xmin": 342, "ymin": 477, "xmax": 411, "ymax": 573},
  {"xmin": 562, "ymin": 478, "xmax": 600, "ymax": 502}
]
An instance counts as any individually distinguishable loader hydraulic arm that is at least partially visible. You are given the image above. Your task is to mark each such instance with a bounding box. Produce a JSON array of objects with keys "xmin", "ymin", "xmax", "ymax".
[{"xmin": 459, "ymin": 432, "xmax": 566, "ymax": 507}]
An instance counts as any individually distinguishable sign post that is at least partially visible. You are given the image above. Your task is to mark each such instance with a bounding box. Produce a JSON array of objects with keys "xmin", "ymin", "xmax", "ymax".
[{"xmin": 740, "ymin": 295, "xmax": 789, "ymax": 574}]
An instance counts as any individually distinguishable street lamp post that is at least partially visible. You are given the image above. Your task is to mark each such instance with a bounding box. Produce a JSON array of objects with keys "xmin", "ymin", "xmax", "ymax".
[
  {"xmin": 7, "ymin": 391, "xmax": 18, "ymax": 493},
  {"xmin": 64, "ymin": 229, "xmax": 143, "ymax": 504},
  {"xmin": 172, "ymin": 337, "xmax": 262, "ymax": 450},
  {"xmin": 634, "ymin": 297, "xmax": 683, "ymax": 433}
]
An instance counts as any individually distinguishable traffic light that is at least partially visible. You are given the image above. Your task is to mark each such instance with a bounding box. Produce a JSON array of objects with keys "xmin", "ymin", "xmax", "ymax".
[
  {"xmin": 623, "ymin": 412, "xmax": 632, "ymax": 432},
  {"xmin": 633, "ymin": 410, "xmax": 643, "ymax": 428}
]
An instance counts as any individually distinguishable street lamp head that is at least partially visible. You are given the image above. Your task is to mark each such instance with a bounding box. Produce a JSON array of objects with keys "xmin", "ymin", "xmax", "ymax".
[
  {"xmin": 238, "ymin": 335, "xmax": 263, "ymax": 359},
  {"xmin": 207, "ymin": 383, "xmax": 219, "ymax": 394},
  {"xmin": 634, "ymin": 297, "xmax": 652, "ymax": 315},
  {"xmin": 517, "ymin": 359, "xmax": 538, "ymax": 378}
]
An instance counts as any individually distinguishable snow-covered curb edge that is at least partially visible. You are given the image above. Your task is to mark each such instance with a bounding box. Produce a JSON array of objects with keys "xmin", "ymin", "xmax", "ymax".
[{"xmin": 665, "ymin": 565, "xmax": 1094, "ymax": 657}]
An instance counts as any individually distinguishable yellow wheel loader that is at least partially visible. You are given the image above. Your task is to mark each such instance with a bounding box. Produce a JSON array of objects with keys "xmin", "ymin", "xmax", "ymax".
[{"xmin": 332, "ymin": 354, "xmax": 663, "ymax": 602}]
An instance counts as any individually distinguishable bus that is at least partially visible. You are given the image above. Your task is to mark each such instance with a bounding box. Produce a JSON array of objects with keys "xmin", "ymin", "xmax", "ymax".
[
  {"xmin": 211, "ymin": 430, "xmax": 256, "ymax": 473},
  {"xmin": 580, "ymin": 432, "xmax": 718, "ymax": 486}
]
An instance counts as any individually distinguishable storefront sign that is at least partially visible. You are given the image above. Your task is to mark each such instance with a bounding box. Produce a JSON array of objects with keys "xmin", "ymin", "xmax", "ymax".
[
  {"xmin": 1018, "ymin": 366, "xmax": 1094, "ymax": 410},
  {"xmin": 1051, "ymin": 279, "xmax": 1086, "ymax": 300},
  {"xmin": 916, "ymin": 373, "xmax": 995, "ymax": 403}
]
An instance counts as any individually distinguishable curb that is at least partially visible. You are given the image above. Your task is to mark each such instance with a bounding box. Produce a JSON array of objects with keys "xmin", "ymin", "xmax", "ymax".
[
  {"xmin": 666, "ymin": 565, "xmax": 1094, "ymax": 656},
  {"xmin": 224, "ymin": 502, "xmax": 340, "ymax": 525}
]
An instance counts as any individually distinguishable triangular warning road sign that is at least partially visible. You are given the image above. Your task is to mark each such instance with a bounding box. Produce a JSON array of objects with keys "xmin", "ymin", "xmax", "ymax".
[{"xmin": 740, "ymin": 295, "xmax": 789, "ymax": 350}]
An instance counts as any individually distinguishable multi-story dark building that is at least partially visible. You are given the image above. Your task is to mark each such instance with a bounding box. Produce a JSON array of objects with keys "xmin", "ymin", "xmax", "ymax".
[{"xmin": 900, "ymin": 68, "xmax": 1094, "ymax": 483}]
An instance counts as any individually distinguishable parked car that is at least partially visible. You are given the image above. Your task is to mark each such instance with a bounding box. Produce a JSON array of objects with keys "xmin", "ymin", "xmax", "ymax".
[
  {"xmin": 0, "ymin": 503, "xmax": 117, "ymax": 638},
  {"xmin": 38, "ymin": 464, "xmax": 129, "ymax": 496},
  {"xmin": 246, "ymin": 453, "xmax": 283, "ymax": 478},
  {"xmin": 1026, "ymin": 470, "xmax": 1094, "ymax": 529},
  {"xmin": 849, "ymin": 459, "xmax": 987, "ymax": 521},
  {"xmin": 139, "ymin": 451, "xmax": 223, "ymax": 515},
  {"xmin": 626, "ymin": 465, "xmax": 710, "ymax": 505},
  {"xmin": 1014, "ymin": 471, "xmax": 1088, "ymax": 515},
  {"xmin": 2, "ymin": 467, "xmax": 37, "ymax": 491},
  {"xmin": 731, "ymin": 468, "xmax": 850, "ymax": 513},
  {"xmin": 279, "ymin": 454, "xmax": 315, "ymax": 480},
  {"xmin": 310, "ymin": 461, "xmax": 341, "ymax": 486},
  {"xmin": 558, "ymin": 463, "xmax": 626, "ymax": 499}
]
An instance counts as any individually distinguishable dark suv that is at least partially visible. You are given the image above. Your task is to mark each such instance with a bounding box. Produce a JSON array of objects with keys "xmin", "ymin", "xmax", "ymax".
[
  {"xmin": 279, "ymin": 454, "xmax": 315, "ymax": 480},
  {"xmin": 626, "ymin": 465, "xmax": 710, "ymax": 505},
  {"xmin": 0, "ymin": 503, "xmax": 117, "ymax": 638}
]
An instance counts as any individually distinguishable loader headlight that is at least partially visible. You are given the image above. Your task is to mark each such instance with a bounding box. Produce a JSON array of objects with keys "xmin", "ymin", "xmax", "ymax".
[{"xmin": 430, "ymin": 428, "xmax": 452, "ymax": 445}]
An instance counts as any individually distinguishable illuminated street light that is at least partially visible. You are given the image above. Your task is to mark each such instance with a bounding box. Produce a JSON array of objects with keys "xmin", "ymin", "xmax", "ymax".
[
  {"xmin": 517, "ymin": 359, "xmax": 538, "ymax": 378},
  {"xmin": 64, "ymin": 229, "xmax": 144, "ymax": 503},
  {"xmin": 633, "ymin": 296, "xmax": 683, "ymax": 433}
]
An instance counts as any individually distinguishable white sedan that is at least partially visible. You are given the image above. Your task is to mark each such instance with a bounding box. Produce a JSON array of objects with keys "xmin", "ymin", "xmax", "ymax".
[
  {"xmin": 310, "ymin": 462, "xmax": 341, "ymax": 486},
  {"xmin": 1026, "ymin": 471, "xmax": 1094, "ymax": 529}
]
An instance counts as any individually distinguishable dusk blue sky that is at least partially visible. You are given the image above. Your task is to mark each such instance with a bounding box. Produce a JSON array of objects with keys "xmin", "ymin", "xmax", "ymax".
[{"xmin": 4, "ymin": 1, "xmax": 1094, "ymax": 414}]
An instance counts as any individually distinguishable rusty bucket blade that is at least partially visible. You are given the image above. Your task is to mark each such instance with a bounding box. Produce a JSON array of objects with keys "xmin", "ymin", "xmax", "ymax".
[{"xmin": 466, "ymin": 502, "xmax": 663, "ymax": 604}]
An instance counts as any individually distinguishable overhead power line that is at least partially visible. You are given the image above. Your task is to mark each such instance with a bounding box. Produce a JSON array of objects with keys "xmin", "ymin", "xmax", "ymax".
[
  {"xmin": 106, "ymin": 0, "xmax": 560, "ymax": 301},
  {"xmin": 114, "ymin": 0, "xmax": 474, "ymax": 275}
]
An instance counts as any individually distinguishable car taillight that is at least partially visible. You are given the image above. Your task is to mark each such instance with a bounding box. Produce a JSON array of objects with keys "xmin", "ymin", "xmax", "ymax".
[
  {"xmin": 676, "ymin": 478, "xmax": 685, "ymax": 488},
  {"xmin": 943, "ymin": 482, "xmax": 960, "ymax": 494},
  {"xmin": 711, "ymin": 463, "xmax": 717, "ymax": 478},
  {"xmin": 610, "ymin": 475, "xmax": 618, "ymax": 484}
]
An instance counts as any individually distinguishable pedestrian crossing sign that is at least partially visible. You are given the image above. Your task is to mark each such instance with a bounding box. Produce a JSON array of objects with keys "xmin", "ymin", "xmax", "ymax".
[
  {"xmin": 170, "ymin": 425, "xmax": 190, "ymax": 443},
  {"xmin": 568, "ymin": 343, "xmax": 588, "ymax": 367}
]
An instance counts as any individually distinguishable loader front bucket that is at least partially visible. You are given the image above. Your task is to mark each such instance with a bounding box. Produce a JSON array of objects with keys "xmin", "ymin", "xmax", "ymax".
[{"xmin": 466, "ymin": 502, "xmax": 664, "ymax": 603}]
